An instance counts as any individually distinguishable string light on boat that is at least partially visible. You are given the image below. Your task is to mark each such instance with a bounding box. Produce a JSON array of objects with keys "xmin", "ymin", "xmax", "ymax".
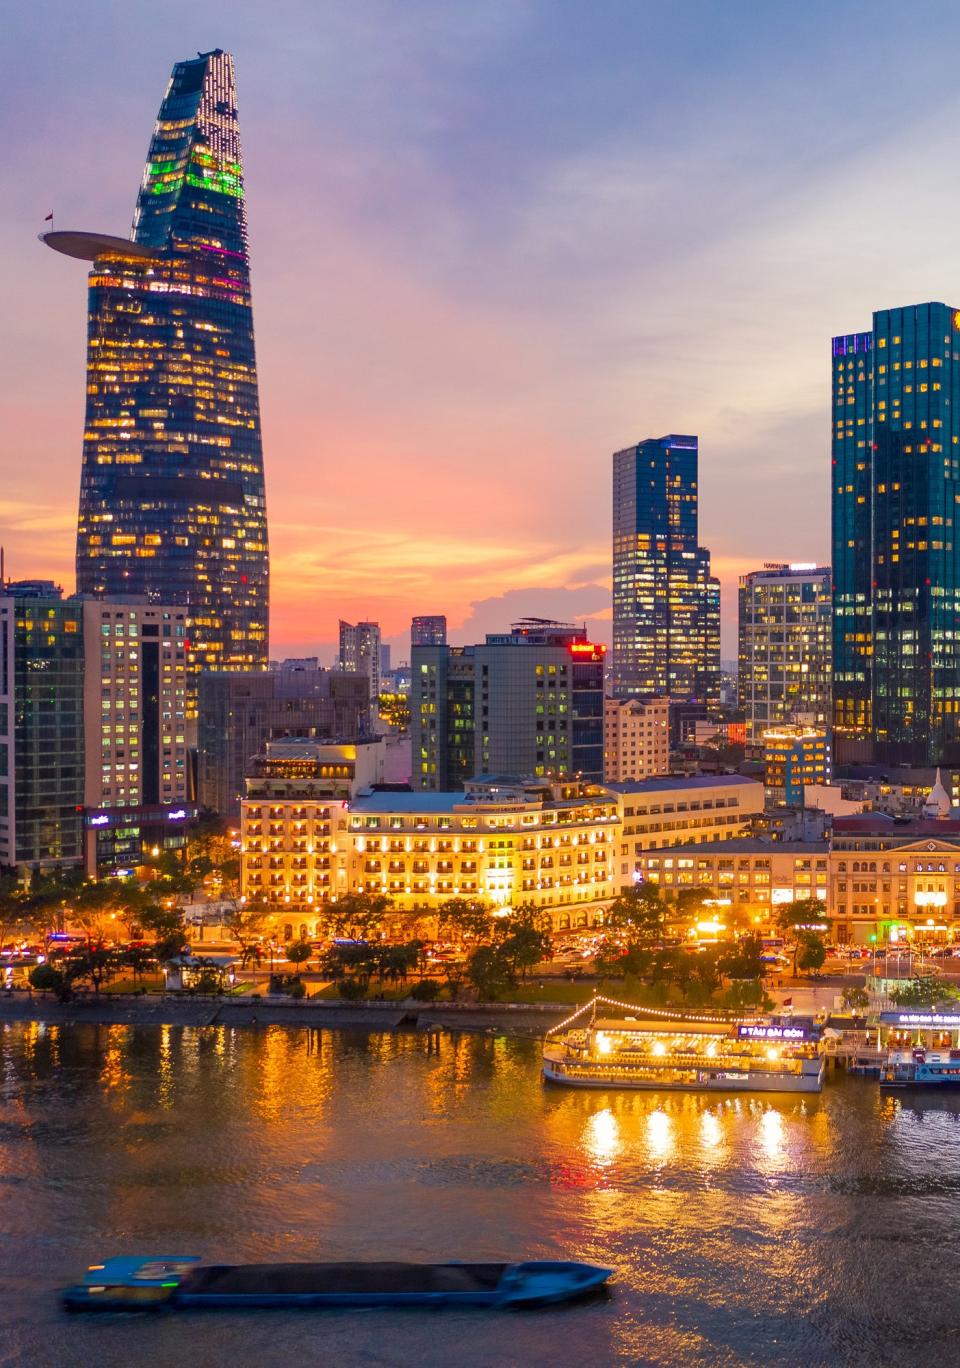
[{"xmin": 547, "ymin": 994, "xmax": 765, "ymax": 1038}]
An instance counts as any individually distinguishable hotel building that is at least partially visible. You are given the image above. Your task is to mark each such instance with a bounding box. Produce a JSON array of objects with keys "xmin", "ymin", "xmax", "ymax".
[{"xmin": 241, "ymin": 772, "xmax": 618, "ymax": 934}]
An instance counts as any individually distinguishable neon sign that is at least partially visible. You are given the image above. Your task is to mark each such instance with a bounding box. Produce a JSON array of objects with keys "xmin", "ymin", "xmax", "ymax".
[
  {"xmin": 737, "ymin": 1025, "xmax": 806, "ymax": 1041},
  {"xmin": 568, "ymin": 642, "xmax": 606, "ymax": 661},
  {"xmin": 89, "ymin": 815, "xmax": 110, "ymax": 827},
  {"xmin": 166, "ymin": 809, "xmax": 188, "ymax": 821}
]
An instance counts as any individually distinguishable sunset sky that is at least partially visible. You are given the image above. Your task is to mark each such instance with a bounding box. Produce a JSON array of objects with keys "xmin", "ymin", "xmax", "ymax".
[{"xmin": 5, "ymin": 1, "xmax": 960, "ymax": 663}]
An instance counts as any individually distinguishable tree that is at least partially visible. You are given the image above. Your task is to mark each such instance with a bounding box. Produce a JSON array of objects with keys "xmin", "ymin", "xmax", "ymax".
[
  {"xmin": 320, "ymin": 941, "xmax": 377, "ymax": 989},
  {"xmin": 322, "ymin": 892, "xmax": 392, "ymax": 943},
  {"xmin": 437, "ymin": 898, "xmax": 493, "ymax": 945},
  {"xmin": 122, "ymin": 943, "xmax": 157, "ymax": 986},
  {"xmin": 491, "ymin": 903, "xmax": 552, "ymax": 980},
  {"xmin": 466, "ymin": 944, "xmax": 515, "ymax": 1001},
  {"xmin": 29, "ymin": 962, "xmax": 71, "ymax": 1002},
  {"xmin": 410, "ymin": 977, "xmax": 441, "ymax": 1002},
  {"xmin": 605, "ymin": 883, "xmax": 666, "ymax": 946},
  {"xmin": 337, "ymin": 977, "xmax": 367, "ymax": 1001},
  {"xmin": 689, "ymin": 946, "xmax": 724, "ymax": 998},
  {"xmin": 889, "ymin": 977, "xmax": 954, "ymax": 1008},
  {"xmin": 718, "ymin": 933, "xmax": 765, "ymax": 982},
  {"xmin": 796, "ymin": 930, "xmax": 827, "ymax": 977},
  {"xmin": 285, "ymin": 940, "xmax": 313, "ymax": 974},
  {"xmin": 674, "ymin": 885, "xmax": 712, "ymax": 925},
  {"xmin": 842, "ymin": 987, "xmax": 870, "ymax": 1012},
  {"xmin": 776, "ymin": 898, "xmax": 829, "ymax": 939},
  {"xmin": 222, "ymin": 896, "xmax": 271, "ymax": 967},
  {"xmin": 376, "ymin": 944, "xmax": 419, "ymax": 987}
]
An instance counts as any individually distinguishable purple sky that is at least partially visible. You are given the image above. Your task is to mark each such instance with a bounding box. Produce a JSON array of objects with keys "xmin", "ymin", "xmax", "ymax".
[{"xmin": 5, "ymin": 1, "xmax": 960, "ymax": 663}]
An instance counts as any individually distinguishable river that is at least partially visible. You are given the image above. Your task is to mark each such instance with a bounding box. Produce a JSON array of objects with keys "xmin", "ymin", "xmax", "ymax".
[{"xmin": 2, "ymin": 1020, "xmax": 959, "ymax": 1367}]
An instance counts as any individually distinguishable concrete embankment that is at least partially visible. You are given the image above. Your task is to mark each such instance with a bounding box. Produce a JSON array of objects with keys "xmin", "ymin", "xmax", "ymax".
[{"xmin": 0, "ymin": 993, "xmax": 570, "ymax": 1036}]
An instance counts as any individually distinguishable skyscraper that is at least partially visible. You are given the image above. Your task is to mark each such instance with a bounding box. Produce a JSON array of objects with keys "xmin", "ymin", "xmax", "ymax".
[
  {"xmin": 832, "ymin": 303, "xmax": 960, "ymax": 765},
  {"xmin": 43, "ymin": 50, "xmax": 269, "ymax": 701},
  {"xmin": 738, "ymin": 563, "xmax": 832, "ymax": 742},
  {"xmin": 612, "ymin": 435, "xmax": 719, "ymax": 707}
]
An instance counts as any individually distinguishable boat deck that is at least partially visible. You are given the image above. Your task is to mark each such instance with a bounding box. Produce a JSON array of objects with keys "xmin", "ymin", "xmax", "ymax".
[{"xmin": 180, "ymin": 1262, "xmax": 508, "ymax": 1297}]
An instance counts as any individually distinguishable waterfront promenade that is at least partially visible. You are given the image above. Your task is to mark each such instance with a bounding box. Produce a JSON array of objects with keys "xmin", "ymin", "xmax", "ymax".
[{"xmin": 0, "ymin": 991, "xmax": 567, "ymax": 1036}]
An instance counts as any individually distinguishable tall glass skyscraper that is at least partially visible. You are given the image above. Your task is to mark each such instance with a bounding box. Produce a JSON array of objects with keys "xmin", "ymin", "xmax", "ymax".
[
  {"xmin": 832, "ymin": 303, "xmax": 960, "ymax": 765},
  {"xmin": 612, "ymin": 434, "xmax": 719, "ymax": 706},
  {"xmin": 44, "ymin": 50, "xmax": 268, "ymax": 703}
]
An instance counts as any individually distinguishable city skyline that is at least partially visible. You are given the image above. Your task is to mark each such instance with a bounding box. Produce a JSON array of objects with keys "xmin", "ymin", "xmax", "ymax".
[{"xmin": 9, "ymin": 4, "xmax": 960, "ymax": 662}]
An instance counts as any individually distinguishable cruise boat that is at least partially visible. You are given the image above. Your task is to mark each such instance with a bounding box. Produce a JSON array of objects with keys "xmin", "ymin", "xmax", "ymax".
[
  {"xmin": 542, "ymin": 996, "xmax": 823, "ymax": 1094},
  {"xmin": 879, "ymin": 1011, "xmax": 960, "ymax": 1087},
  {"xmin": 880, "ymin": 1051, "xmax": 960, "ymax": 1088}
]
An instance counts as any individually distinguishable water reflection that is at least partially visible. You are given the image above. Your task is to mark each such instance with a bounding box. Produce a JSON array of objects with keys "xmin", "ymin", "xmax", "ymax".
[
  {"xmin": 645, "ymin": 1107, "xmax": 675, "ymax": 1163},
  {"xmin": 582, "ymin": 1106, "xmax": 620, "ymax": 1168},
  {"xmin": 3, "ymin": 1025, "xmax": 960, "ymax": 1368}
]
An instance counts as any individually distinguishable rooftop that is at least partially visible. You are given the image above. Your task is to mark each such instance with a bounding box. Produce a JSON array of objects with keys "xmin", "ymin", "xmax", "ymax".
[
  {"xmin": 642, "ymin": 838, "xmax": 830, "ymax": 856},
  {"xmin": 606, "ymin": 774, "xmax": 763, "ymax": 795},
  {"xmin": 832, "ymin": 815, "xmax": 960, "ymax": 836}
]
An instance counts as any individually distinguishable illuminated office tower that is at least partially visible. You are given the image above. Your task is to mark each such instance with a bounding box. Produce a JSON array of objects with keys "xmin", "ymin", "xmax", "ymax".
[
  {"xmin": 612, "ymin": 435, "xmax": 719, "ymax": 706},
  {"xmin": 738, "ymin": 564, "xmax": 832, "ymax": 742},
  {"xmin": 832, "ymin": 303, "xmax": 960, "ymax": 764},
  {"xmin": 43, "ymin": 50, "xmax": 269, "ymax": 705}
]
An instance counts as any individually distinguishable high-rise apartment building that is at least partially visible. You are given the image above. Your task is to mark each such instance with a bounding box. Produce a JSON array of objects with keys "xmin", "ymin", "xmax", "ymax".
[
  {"xmin": 79, "ymin": 598, "xmax": 193, "ymax": 874},
  {"xmin": 411, "ymin": 615, "xmax": 447, "ymax": 648},
  {"xmin": 612, "ymin": 435, "xmax": 720, "ymax": 706},
  {"xmin": 833, "ymin": 303, "xmax": 960, "ymax": 765},
  {"xmin": 412, "ymin": 620, "xmax": 605, "ymax": 789},
  {"xmin": 738, "ymin": 564, "xmax": 832, "ymax": 742},
  {"xmin": 44, "ymin": 50, "xmax": 269, "ymax": 700},
  {"xmin": 198, "ymin": 664, "xmax": 370, "ymax": 820},
  {"xmin": 603, "ymin": 696, "xmax": 670, "ymax": 782},
  {"xmin": 0, "ymin": 583, "xmax": 85, "ymax": 874},
  {"xmin": 338, "ymin": 620, "xmax": 381, "ymax": 703}
]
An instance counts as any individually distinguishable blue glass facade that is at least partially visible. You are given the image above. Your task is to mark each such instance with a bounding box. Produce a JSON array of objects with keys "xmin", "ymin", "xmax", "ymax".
[
  {"xmin": 832, "ymin": 303, "xmax": 960, "ymax": 764},
  {"xmin": 612, "ymin": 435, "xmax": 719, "ymax": 706},
  {"xmin": 56, "ymin": 50, "xmax": 268, "ymax": 704}
]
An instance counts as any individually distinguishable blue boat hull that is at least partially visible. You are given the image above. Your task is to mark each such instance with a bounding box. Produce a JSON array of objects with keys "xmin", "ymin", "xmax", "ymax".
[{"xmin": 63, "ymin": 1258, "xmax": 612, "ymax": 1312}]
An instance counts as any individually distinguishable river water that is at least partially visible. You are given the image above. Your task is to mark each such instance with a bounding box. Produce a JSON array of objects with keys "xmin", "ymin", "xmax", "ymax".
[{"xmin": 2, "ymin": 1021, "xmax": 960, "ymax": 1368}]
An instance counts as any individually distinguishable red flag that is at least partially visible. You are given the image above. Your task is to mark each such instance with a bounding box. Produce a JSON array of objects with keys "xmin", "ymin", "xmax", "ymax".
[
  {"xmin": 44, "ymin": 213, "xmax": 53, "ymax": 221},
  {"xmin": 781, "ymin": 997, "xmax": 792, "ymax": 1008}
]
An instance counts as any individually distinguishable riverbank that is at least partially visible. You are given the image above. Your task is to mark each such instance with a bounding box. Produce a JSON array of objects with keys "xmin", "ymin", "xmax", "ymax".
[{"xmin": 0, "ymin": 992, "xmax": 570, "ymax": 1036}]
